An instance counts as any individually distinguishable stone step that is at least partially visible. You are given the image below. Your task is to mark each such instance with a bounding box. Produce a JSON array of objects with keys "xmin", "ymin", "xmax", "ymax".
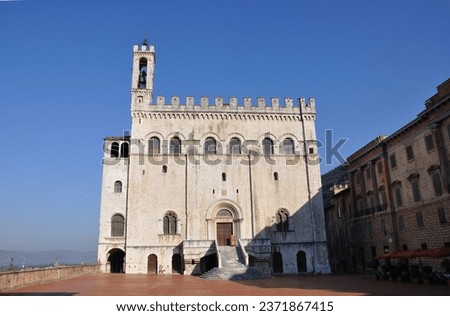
[
  {"xmin": 200, "ymin": 246, "xmax": 271, "ymax": 280},
  {"xmin": 200, "ymin": 266, "xmax": 271, "ymax": 280}
]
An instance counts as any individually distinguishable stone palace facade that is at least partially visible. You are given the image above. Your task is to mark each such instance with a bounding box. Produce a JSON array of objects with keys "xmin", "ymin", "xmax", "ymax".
[{"xmin": 98, "ymin": 40, "xmax": 330, "ymax": 275}]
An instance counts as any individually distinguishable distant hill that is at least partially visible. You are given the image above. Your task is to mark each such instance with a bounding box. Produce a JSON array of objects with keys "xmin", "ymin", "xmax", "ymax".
[{"xmin": 0, "ymin": 250, "xmax": 97, "ymax": 270}]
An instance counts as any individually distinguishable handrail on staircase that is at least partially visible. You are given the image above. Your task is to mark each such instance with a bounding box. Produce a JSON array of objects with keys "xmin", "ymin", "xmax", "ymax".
[
  {"xmin": 214, "ymin": 240, "xmax": 222, "ymax": 268},
  {"xmin": 237, "ymin": 239, "xmax": 249, "ymax": 266}
]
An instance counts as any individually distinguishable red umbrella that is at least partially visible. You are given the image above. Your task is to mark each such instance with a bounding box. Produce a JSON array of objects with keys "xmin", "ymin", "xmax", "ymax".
[{"xmin": 422, "ymin": 247, "xmax": 450, "ymax": 258}]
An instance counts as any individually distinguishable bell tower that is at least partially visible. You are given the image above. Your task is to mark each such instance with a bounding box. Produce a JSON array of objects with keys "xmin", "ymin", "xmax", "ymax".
[{"xmin": 131, "ymin": 38, "xmax": 155, "ymax": 107}]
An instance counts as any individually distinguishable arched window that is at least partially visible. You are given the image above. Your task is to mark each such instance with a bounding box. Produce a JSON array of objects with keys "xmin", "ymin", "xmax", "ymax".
[
  {"xmin": 114, "ymin": 181, "xmax": 122, "ymax": 193},
  {"xmin": 170, "ymin": 137, "xmax": 181, "ymax": 155},
  {"xmin": 276, "ymin": 209, "xmax": 289, "ymax": 232},
  {"xmin": 149, "ymin": 137, "xmax": 160, "ymax": 154},
  {"xmin": 111, "ymin": 142, "xmax": 119, "ymax": 158},
  {"xmin": 262, "ymin": 137, "xmax": 274, "ymax": 155},
  {"xmin": 162, "ymin": 165, "xmax": 167, "ymax": 173},
  {"xmin": 204, "ymin": 137, "xmax": 217, "ymax": 154},
  {"xmin": 274, "ymin": 172, "xmax": 279, "ymax": 181},
  {"xmin": 228, "ymin": 137, "xmax": 241, "ymax": 154},
  {"xmin": 222, "ymin": 172, "xmax": 227, "ymax": 181},
  {"xmin": 120, "ymin": 142, "xmax": 129, "ymax": 158},
  {"xmin": 282, "ymin": 138, "xmax": 295, "ymax": 154},
  {"xmin": 163, "ymin": 211, "xmax": 177, "ymax": 235},
  {"xmin": 111, "ymin": 214, "xmax": 125, "ymax": 237}
]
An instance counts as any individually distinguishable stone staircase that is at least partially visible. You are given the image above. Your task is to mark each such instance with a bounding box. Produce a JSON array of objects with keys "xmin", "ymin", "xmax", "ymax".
[{"xmin": 200, "ymin": 246, "xmax": 271, "ymax": 280}]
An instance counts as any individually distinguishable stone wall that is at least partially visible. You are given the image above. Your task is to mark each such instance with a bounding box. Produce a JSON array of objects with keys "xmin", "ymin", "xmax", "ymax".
[{"xmin": 0, "ymin": 264, "xmax": 100, "ymax": 291}]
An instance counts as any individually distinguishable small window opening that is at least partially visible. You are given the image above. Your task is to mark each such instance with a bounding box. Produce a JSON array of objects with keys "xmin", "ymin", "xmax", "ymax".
[
  {"xmin": 149, "ymin": 137, "xmax": 161, "ymax": 155},
  {"xmin": 204, "ymin": 137, "xmax": 217, "ymax": 155},
  {"xmin": 377, "ymin": 162, "xmax": 383, "ymax": 175},
  {"xmin": 274, "ymin": 172, "xmax": 279, "ymax": 181},
  {"xmin": 111, "ymin": 142, "xmax": 119, "ymax": 158},
  {"xmin": 162, "ymin": 165, "xmax": 167, "ymax": 173},
  {"xmin": 390, "ymin": 154, "xmax": 397, "ymax": 169},
  {"xmin": 229, "ymin": 137, "xmax": 242, "ymax": 154},
  {"xmin": 406, "ymin": 145, "xmax": 414, "ymax": 161},
  {"xmin": 120, "ymin": 142, "xmax": 129, "ymax": 158},
  {"xmin": 425, "ymin": 134, "xmax": 435, "ymax": 151},
  {"xmin": 222, "ymin": 172, "xmax": 226, "ymax": 181},
  {"xmin": 170, "ymin": 137, "xmax": 181, "ymax": 155},
  {"xmin": 114, "ymin": 181, "xmax": 122, "ymax": 193},
  {"xmin": 282, "ymin": 138, "xmax": 295, "ymax": 154},
  {"xmin": 262, "ymin": 137, "xmax": 274, "ymax": 155}
]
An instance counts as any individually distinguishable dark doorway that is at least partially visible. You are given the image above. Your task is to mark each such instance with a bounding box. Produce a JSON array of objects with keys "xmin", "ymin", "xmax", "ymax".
[
  {"xmin": 172, "ymin": 254, "xmax": 183, "ymax": 274},
  {"xmin": 273, "ymin": 252, "xmax": 283, "ymax": 273},
  {"xmin": 147, "ymin": 254, "xmax": 158, "ymax": 274},
  {"xmin": 200, "ymin": 253, "xmax": 218, "ymax": 274},
  {"xmin": 217, "ymin": 222, "xmax": 233, "ymax": 246},
  {"xmin": 108, "ymin": 249, "xmax": 125, "ymax": 273},
  {"xmin": 297, "ymin": 251, "xmax": 307, "ymax": 272},
  {"xmin": 249, "ymin": 255, "xmax": 256, "ymax": 267}
]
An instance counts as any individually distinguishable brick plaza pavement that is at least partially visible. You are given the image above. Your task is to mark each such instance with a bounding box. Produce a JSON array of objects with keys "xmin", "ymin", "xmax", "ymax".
[{"xmin": 2, "ymin": 274, "xmax": 450, "ymax": 296}]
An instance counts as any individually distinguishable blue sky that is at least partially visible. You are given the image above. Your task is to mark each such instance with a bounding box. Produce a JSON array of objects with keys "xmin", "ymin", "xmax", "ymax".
[{"xmin": 0, "ymin": 0, "xmax": 449, "ymax": 251}]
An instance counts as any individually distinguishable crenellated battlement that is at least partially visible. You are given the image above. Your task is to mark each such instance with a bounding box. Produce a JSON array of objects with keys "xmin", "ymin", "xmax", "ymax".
[
  {"xmin": 133, "ymin": 43, "xmax": 155, "ymax": 53},
  {"xmin": 133, "ymin": 96, "xmax": 316, "ymax": 114}
]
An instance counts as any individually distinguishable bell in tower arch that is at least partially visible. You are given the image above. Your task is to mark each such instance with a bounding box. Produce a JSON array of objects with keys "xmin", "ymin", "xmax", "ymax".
[
  {"xmin": 138, "ymin": 57, "xmax": 148, "ymax": 89},
  {"xmin": 138, "ymin": 69, "xmax": 147, "ymax": 88}
]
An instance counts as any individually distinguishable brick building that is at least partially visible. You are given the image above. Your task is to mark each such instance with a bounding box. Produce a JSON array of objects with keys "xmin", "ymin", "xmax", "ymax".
[{"xmin": 323, "ymin": 78, "xmax": 450, "ymax": 273}]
